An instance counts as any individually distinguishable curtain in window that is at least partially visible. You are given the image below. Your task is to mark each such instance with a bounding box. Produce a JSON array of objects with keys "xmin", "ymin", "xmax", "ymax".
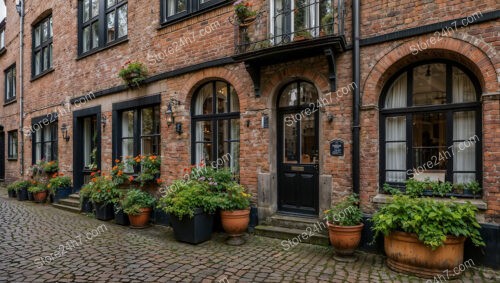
[
  {"xmin": 385, "ymin": 73, "xmax": 407, "ymax": 109},
  {"xmin": 453, "ymin": 111, "xmax": 476, "ymax": 183},
  {"xmin": 453, "ymin": 67, "xmax": 475, "ymax": 103},
  {"xmin": 195, "ymin": 85, "xmax": 213, "ymax": 164},
  {"xmin": 83, "ymin": 118, "xmax": 91, "ymax": 167},
  {"xmin": 385, "ymin": 116, "xmax": 406, "ymax": 182}
]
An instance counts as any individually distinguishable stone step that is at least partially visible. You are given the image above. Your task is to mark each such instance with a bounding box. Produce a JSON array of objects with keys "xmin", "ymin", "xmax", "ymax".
[
  {"xmin": 255, "ymin": 225, "xmax": 330, "ymax": 246},
  {"xmin": 58, "ymin": 198, "xmax": 80, "ymax": 208},
  {"xmin": 264, "ymin": 214, "xmax": 328, "ymax": 235},
  {"xmin": 52, "ymin": 203, "xmax": 81, "ymax": 214},
  {"xmin": 68, "ymin": 193, "xmax": 80, "ymax": 200}
]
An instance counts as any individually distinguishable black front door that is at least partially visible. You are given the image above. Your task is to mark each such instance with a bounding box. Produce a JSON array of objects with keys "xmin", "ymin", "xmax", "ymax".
[
  {"xmin": 277, "ymin": 81, "xmax": 319, "ymax": 215},
  {"xmin": 73, "ymin": 108, "xmax": 101, "ymax": 191}
]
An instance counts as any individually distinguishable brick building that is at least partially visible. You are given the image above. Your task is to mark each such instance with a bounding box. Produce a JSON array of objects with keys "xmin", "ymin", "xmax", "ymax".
[{"xmin": 0, "ymin": 0, "xmax": 498, "ymax": 267}]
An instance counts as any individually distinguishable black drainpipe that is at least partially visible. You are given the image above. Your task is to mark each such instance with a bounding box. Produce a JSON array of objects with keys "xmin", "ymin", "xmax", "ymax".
[{"xmin": 352, "ymin": 0, "xmax": 360, "ymax": 195}]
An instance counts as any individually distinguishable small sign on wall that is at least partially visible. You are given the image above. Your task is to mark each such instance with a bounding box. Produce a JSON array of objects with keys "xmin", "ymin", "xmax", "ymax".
[{"xmin": 330, "ymin": 140, "xmax": 344, "ymax": 156}]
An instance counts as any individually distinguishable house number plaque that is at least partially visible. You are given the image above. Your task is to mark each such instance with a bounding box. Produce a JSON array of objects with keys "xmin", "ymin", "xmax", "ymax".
[{"xmin": 330, "ymin": 140, "xmax": 344, "ymax": 156}]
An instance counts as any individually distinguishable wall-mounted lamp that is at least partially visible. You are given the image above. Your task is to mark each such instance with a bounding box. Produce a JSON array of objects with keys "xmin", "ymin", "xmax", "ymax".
[
  {"xmin": 165, "ymin": 101, "xmax": 175, "ymax": 126},
  {"xmin": 61, "ymin": 124, "xmax": 70, "ymax": 142},
  {"xmin": 327, "ymin": 113, "xmax": 334, "ymax": 123},
  {"xmin": 101, "ymin": 114, "xmax": 107, "ymax": 129},
  {"xmin": 16, "ymin": 1, "xmax": 24, "ymax": 16},
  {"xmin": 175, "ymin": 123, "xmax": 183, "ymax": 135}
]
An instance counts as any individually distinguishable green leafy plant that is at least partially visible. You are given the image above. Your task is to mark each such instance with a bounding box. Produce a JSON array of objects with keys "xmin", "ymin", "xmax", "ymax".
[
  {"xmin": 7, "ymin": 180, "xmax": 31, "ymax": 192},
  {"xmin": 122, "ymin": 189, "xmax": 156, "ymax": 215},
  {"xmin": 159, "ymin": 180, "xmax": 219, "ymax": 219},
  {"xmin": 294, "ymin": 30, "xmax": 312, "ymax": 39},
  {"xmin": 216, "ymin": 183, "xmax": 251, "ymax": 211},
  {"xmin": 466, "ymin": 180, "xmax": 482, "ymax": 196},
  {"xmin": 80, "ymin": 183, "xmax": 93, "ymax": 201},
  {"xmin": 371, "ymin": 195, "xmax": 485, "ymax": 250},
  {"xmin": 118, "ymin": 61, "xmax": 148, "ymax": 87},
  {"xmin": 111, "ymin": 158, "xmax": 131, "ymax": 185},
  {"xmin": 48, "ymin": 176, "xmax": 72, "ymax": 193},
  {"xmin": 432, "ymin": 181, "xmax": 454, "ymax": 197},
  {"xmin": 325, "ymin": 194, "xmax": 363, "ymax": 226},
  {"xmin": 404, "ymin": 178, "xmax": 427, "ymax": 197},
  {"xmin": 28, "ymin": 184, "xmax": 47, "ymax": 193},
  {"xmin": 383, "ymin": 183, "xmax": 402, "ymax": 195}
]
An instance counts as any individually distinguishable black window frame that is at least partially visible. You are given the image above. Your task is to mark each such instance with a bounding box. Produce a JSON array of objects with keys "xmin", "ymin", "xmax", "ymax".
[
  {"xmin": 78, "ymin": 0, "xmax": 128, "ymax": 56},
  {"xmin": 0, "ymin": 19, "xmax": 6, "ymax": 52},
  {"xmin": 7, "ymin": 130, "xmax": 18, "ymax": 160},
  {"xmin": 4, "ymin": 64, "xmax": 16, "ymax": 104},
  {"xmin": 190, "ymin": 80, "xmax": 240, "ymax": 170},
  {"xmin": 161, "ymin": 0, "xmax": 227, "ymax": 24},
  {"xmin": 32, "ymin": 119, "xmax": 58, "ymax": 163},
  {"xmin": 32, "ymin": 15, "xmax": 53, "ymax": 79},
  {"xmin": 379, "ymin": 60, "xmax": 482, "ymax": 192},
  {"xmin": 112, "ymin": 95, "xmax": 161, "ymax": 171}
]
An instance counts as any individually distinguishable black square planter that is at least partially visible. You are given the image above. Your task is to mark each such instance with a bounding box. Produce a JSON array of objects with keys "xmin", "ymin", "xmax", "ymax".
[
  {"xmin": 8, "ymin": 190, "xmax": 17, "ymax": 198},
  {"xmin": 81, "ymin": 197, "xmax": 93, "ymax": 213},
  {"xmin": 53, "ymin": 187, "xmax": 73, "ymax": 203},
  {"xmin": 169, "ymin": 208, "xmax": 214, "ymax": 244},
  {"xmin": 16, "ymin": 188, "xmax": 29, "ymax": 201},
  {"xmin": 27, "ymin": 191, "xmax": 34, "ymax": 201},
  {"xmin": 94, "ymin": 202, "xmax": 115, "ymax": 221},
  {"xmin": 153, "ymin": 208, "xmax": 170, "ymax": 226},
  {"xmin": 114, "ymin": 208, "xmax": 130, "ymax": 226}
]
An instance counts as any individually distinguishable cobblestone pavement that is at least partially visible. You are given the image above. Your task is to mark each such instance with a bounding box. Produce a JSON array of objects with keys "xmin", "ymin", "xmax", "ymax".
[{"xmin": 1, "ymin": 195, "xmax": 499, "ymax": 283}]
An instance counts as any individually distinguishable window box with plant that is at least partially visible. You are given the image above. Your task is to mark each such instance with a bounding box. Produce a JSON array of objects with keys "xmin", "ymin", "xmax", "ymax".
[
  {"xmin": 371, "ymin": 195, "xmax": 485, "ymax": 279},
  {"xmin": 28, "ymin": 184, "xmax": 49, "ymax": 203},
  {"xmin": 122, "ymin": 189, "xmax": 156, "ymax": 228},
  {"xmin": 118, "ymin": 61, "xmax": 147, "ymax": 87},
  {"xmin": 384, "ymin": 179, "xmax": 482, "ymax": 199},
  {"xmin": 48, "ymin": 174, "xmax": 73, "ymax": 203},
  {"xmin": 324, "ymin": 194, "xmax": 364, "ymax": 261},
  {"xmin": 234, "ymin": 0, "xmax": 257, "ymax": 26}
]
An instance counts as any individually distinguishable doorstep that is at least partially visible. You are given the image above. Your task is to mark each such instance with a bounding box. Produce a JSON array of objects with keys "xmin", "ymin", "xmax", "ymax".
[{"xmin": 255, "ymin": 214, "xmax": 329, "ymax": 246}]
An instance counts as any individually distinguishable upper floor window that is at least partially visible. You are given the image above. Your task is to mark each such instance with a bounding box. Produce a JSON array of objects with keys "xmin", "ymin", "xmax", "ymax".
[
  {"xmin": 380, "ymin": 62, "xmax": 481, "ymax": 190},
  {"xmin": 79, "ymin": 0, "xmax": 128, "ymax": 55},
  {"xmin": 8, "ymin": 130, "xmax": 18, "ymax": 160},
  {"xmin": 32, "ymin": 15, "xmax": 53, "ymax": 77},
  {"xmin": 4, "ymin": 64, "xmax": 15, "ymax": 103},
  {"xmin": 161, "ymin": 0, "xmax": 226, "ymax": 23},
  {"xmin": 0, "ymin": 25, "xmax": 5, "ymax": 50}
]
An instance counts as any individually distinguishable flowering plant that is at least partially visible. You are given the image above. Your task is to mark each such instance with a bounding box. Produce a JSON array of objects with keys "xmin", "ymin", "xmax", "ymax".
[
  {"xmin": 43, "ymin": 160, "xmax": 59, "ymax": 173},
  {"xmin": 234, "ymin": 0, "xmax": 257, "ymax": 23},
  {"xmin": 216, "ymin": 183, "xmax": 252, "ymax": 211},
  {"xmin": 118, "ymin": 61, "xmax": 147, "ymax": 87},
  {"xmin": 127, "ymin": 155, "xmax": 162, "ymax": 187},
  {"xmin": 48, "ymin": 175, "xmax": 72, "ymax": 193},
  {"xmin": 111, "ymin": 159, "xmax": 130, "ymax": 185},
  {"xmin": 88, "ymin": 173, "xmax": 121, "ymax": 204},
  {"xmin": 122, "ymin": 189, "xmax": 156, "ymax": 215}
]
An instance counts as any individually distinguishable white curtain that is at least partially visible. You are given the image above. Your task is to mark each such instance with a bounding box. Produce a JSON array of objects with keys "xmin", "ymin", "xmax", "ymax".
[
  {"xmin": 385, "ymin": 73, "xmax": 407, "ymax": 109},
  {"xmin": 453, "ymin": 67, "xmax": 475, "ymax": 103},
  {"xmin": 194, "ymin": 85, "xmax": 213, "ymax": 165},
  {"xmin": 453, "ymin": 111, "xmax": 476, "ymax": 183},
  {"xmin": 83, "ymin": 118, "xmax": 91, "ymax": 167},
  {"xmin": 385, "ymin": 116, "xmax": 406, "ymax": 182}
]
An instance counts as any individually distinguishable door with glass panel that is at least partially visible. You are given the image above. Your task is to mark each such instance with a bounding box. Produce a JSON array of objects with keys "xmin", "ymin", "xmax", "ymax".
[
  {"xmin": 278, "ymin": 81, "xmax": 319, "ymax": 215},
  {"xmin": 74, "ymin": 115, "xmax": 100, "ymax": 191}
]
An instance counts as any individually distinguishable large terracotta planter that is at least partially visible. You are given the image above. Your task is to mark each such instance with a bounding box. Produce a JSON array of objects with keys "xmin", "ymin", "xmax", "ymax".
[
  {"xmin": 384, "ymin": 231, "xmax": 466, "ymax": 279},
  {"xmin": 33, "ymin": 191, "xmax": 48, "ymax": 203},
  {"xmin": 220, "ymin": 209, "xmax": 250, "ymax": 236},
  {"xmin": 327, "ymin": 222, "xmax": 364, "ymax": 258},
  {"xmin": 128, "ymin": 207, "xmax": 152, "ymax": 228}
]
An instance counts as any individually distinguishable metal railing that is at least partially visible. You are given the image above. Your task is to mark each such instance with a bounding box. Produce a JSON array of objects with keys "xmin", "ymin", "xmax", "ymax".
[{"xmin": 234, "ymin": 0, "xmax": 345, "ymax": 54}]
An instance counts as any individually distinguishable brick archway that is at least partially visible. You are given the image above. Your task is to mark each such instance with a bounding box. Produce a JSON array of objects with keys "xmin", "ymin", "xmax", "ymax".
[{"xmin": 362, "ymin": 36, "xmax": 498, "ymax": 107}]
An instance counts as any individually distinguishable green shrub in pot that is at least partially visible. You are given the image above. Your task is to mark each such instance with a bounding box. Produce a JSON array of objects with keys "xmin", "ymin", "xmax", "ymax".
[{"xmin": 122, "ymin": 189, "xmax": 156, "ymax": 215}]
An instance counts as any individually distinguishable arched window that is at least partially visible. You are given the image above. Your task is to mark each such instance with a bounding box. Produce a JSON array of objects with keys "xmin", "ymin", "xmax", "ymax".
[
  {"xmin": 191, "ymin": 81, "xmax": 240, "ymax": 175},
  {"xmin": 380, "ymin": 62, "xmax": 481, "ymax": 190}
]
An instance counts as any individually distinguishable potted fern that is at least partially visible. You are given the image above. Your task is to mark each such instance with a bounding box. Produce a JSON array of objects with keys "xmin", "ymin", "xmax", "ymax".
[{"xmin": 118, "ymin": 61, "xmax": 147, "ymax": 87}]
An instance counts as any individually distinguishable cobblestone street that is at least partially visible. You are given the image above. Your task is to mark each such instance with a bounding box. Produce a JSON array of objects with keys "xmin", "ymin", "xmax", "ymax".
[{"xmin": 0, "ymin": 195, "xmax": 498, "ymax": 283}]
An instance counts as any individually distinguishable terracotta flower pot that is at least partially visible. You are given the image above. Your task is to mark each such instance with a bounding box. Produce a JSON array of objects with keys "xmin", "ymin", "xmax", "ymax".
[
  {"xmin": 384, "ymin": 231, "xmax": 466, "ymax": 279},
  {"xmin": 327, "ymin": 222, "xmax": 364, "ymax": 256},
  {"xmin": 220, "ymin": 209, "xmax": 250, "ymax": 237},
  {"xmin": 33, "ymin": 191, "xmax": 48, "ymax": 203},
  {"xmin": 128, "ymin": 207, "xmax": 152, "ymax": 228}
]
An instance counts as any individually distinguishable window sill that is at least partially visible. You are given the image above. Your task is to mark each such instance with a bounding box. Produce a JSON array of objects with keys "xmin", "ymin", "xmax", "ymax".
[
  {"xmin": 158, "ymin": 1, "xmax": 232, "ymax": 29},
  {"xmin": 7, "ymin": 158, "xmax": 18, "ymax": 161},
  {"xmin": 31, "ymin": 68, "xmax": 55, "ymax": 82},
  {"xmin": 4, "ymin": 99, "xmax": 17, "ymax": 107},
  {"xmin": 77, "ymin": 38, "xmax": 129, "ymax": 60},
  {"xmin": 372, "ymin": 193, "xmax": 487, "ymax": 210},
  {"xmin": 0, "ymin": 48, "xmax": 6, "ymax": 57}
]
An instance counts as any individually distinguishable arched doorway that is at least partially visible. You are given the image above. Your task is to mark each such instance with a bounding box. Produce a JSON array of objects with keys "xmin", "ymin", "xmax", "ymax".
[{"xmin": 277, "ymin": 81, "xmax": 319, "ymax": 215}]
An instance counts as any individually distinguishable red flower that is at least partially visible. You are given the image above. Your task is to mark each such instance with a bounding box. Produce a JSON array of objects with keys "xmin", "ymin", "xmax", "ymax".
[
  {"xmin": 129, "ymin": 176, "xmax": 134, "ymax": 182},
  {"xmin": 90, "ymin": 172, "xmax": 96, "ymax": 177}
]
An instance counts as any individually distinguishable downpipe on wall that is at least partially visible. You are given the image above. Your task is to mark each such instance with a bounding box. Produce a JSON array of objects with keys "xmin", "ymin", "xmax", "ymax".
[
  {"xmin": 18, "ymin": 0, "xmax": 25, "ymax": 176},
  {"xmin": 352, "ymin": 0, "xmax": 360, "ymax": 195}
]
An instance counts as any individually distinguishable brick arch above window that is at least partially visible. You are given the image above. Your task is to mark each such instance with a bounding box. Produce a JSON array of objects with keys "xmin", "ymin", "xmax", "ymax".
[{"xmin": 362, "ymin": 37, "xmax": 497, "ymax": 107}]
